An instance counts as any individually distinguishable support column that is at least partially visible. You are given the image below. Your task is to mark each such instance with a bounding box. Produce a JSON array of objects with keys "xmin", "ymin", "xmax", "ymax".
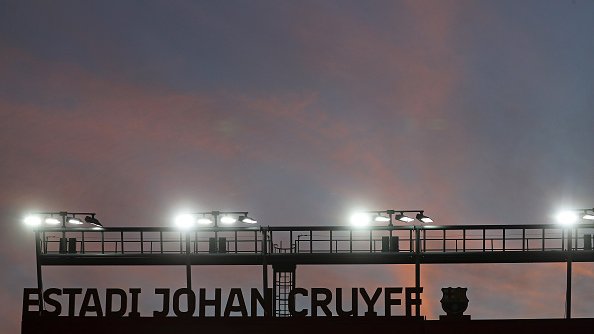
[
  {"xmin": 35, "ymin": 230, "xmax": 44, "ymax": 313},
  {"xmin": 415, "ymin": 226, "xmax": 421, "ymax": 317},
  {"xmin": 262, "ymin": 228, "xmax": 269, "ymax": 316},
  {"xmin": 186, "ymin": 232, "xmax": 192, "ymax": 290},
  {"xmin": 566, "ymin": 228, "xmax": 572, "ymax": 319}
]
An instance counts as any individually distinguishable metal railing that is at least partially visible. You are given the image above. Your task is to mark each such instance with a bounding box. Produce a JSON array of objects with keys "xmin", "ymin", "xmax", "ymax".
[
  {"xmin": 39, "ymin": 227, "xmax": 263, "ymax": 255},
  {"xmin": 36, "ymin": 223, "xmax": 594, "ymax": 256}
]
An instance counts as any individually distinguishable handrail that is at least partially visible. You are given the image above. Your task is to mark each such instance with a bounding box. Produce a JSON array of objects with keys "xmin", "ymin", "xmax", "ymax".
[
  {"xmin": 36, "ymin": 223, "xmax": 594, "ymax": 257},
  {"xmin": 34, "ymin": 222, "xmax": 594, "ymax": 233}
]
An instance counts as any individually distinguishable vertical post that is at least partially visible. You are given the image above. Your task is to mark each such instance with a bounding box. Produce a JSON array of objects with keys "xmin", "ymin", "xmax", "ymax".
[
  {"xmin": 566, "ymin": 228, "xmax": 572, "ymax": 319},
  {"xmin": 482, "ymin": 229, "xmax": 486, "ymax": 252},
  {"xmin": 389, "ymin": 211, "xmax": 394, "ymax": 250},
  {"xmin": 179, "ymin": 232, "xmax": 183, "ymax": 253},
  {"xmin": 262, "ymin": 228, "xmax": 268, "ymax": 316},
  {"xmin": 186, "ymin": 232, "xmax": 192, "ymax": 290},
  {"xmin": 160, "ymin": 231, "xmax": 163, "ymax": 254},
  {"xmin": 350, "ymin": 230, "xmax": 353, "ymax": 253},
  {"xmin": 61, "ymin": 213, "xmax": 67, "ymax": 240},
  {"xmin": 214, "ymin": 211, "xmax": 219, "ymax": 241},
  {"xmin": 422, "ymin": 229, "xmax": 426, "ymax": 252},
  {"xmin": 35, "ymin": 230, "xmax": 44, "ymax": 313},
  {"xmin": 415, "ymin": 226, "xmax": 421, "ymax": 317}
]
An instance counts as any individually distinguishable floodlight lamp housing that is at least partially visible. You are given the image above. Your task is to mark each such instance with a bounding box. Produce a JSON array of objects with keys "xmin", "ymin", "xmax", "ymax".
[
  {"xmin": 197, "ymin": 217, "xmax": 214, "ymax": 225},
  {"xmin": 85, "ymin": 215, "xmax": 103, "ymax": 228},
  {"xmin": 416, "ymin": 212, "xmax": 433, "ymax": 223},
  {"xmin": 68, "ymin": 217, "xmax": 83, "ymax": 225},
  {"xmin": 45, "ymin": 217, "xmax": 61, "ymax": 225},
  {"xmin": 220, "ymin": 216, "xmax": 237, "ymax": 224},
  {"xmin": 24, "ymin": 215, "xmax": 42, "ymax": 227},
  {"xmin": 374, "ymin": 215, "xmax": 391, "ymax": 222},
  {"xmin": 583, "ymin": 210, "xmax": 594, "ymax": 220},
  {"xmin": 395, "ymin": 212, "xmax": 414, "ymax": 223},
  {"xmin": 239, "ymin": 216, "xmax": 257, "ymax": 224}
]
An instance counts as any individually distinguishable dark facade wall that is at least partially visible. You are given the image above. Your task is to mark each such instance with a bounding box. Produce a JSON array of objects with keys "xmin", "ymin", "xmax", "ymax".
[{"xmin": 22, "ymin": 316, "xmax": 594, "ymax": 334}]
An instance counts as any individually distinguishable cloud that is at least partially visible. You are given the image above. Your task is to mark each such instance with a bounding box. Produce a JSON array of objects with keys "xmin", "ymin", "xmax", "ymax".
[{"xmin": 2, "ymin": 1, "xmax": 594, "ymax": 331}]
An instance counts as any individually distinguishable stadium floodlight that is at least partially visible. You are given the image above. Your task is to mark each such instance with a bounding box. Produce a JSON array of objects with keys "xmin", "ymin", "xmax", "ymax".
[
  {"xmin": 553, "ymin": 207, "xmax": 594, "ymax": 225},
  {"xmin": 395, "ymin": 212, "xmax": 415, "ymax": 223},
  {"xmin": 67, "ymin": 217, "xmax": 83, "ymax": 225},
  {"xmin": 175, "ymin": 214, "xmax": 195, "ymax": 229},
  {"xmin": 45, "ymin": 217, "xmax": 61, "ymax": 225},
  {"xmin": 350, "ymin": 212, "xmax": 371, "ymax": 226},
  {"xmin": 354, "ymin": 209, "xmax": 434, "ymax": 226},
  {"xmin": 84, "ymin": 216, "xmax": 103, "ymax": 228},
  {"xmin": 556, "ymin": 211, "xmax": 579, "ymax": 226},
  {"xmin": 239, "ymin": 216, "xmax": 257, "ymax": 224},
  {"xmin": 24, "ymin": 215, "xmax": 42, "ymax": 227},
  {"xmin": 197, "ymin": 217, "xmax": 213, "ymax": 225},
  {"xmin": 416, "ymin": 211, "xmax": 433, "ymax": 223},
  {"xmin": 24, "ymin": 211, "xmax": 102, "ymax": 229},
  {"xmin": 178, "ymin": 211, "xmax": 258, "ymax": 228},
  {"xmin": 178, "ymin": 210, "xmax": 257, "ymax": 227},
  {"xmin": 582, "ymin": 210, "xmax": 594, "ymax": 220},
  {"xmin": 374, "ymin": 214, "xmax": 391, "ymax": 223},
  {"xmin": 220, "ymin": 215, "xmax": 237, "ymax": 224}
]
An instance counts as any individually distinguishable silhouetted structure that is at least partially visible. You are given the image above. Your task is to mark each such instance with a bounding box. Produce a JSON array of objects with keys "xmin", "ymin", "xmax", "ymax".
[{"xmin": 23, "ymin": 223, "xmax": 594, "ymax": 333}]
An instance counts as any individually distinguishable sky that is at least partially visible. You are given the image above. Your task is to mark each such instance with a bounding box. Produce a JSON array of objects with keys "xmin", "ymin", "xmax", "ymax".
[{"xmin": 1, "ymin": 0, "xmax": 594, "ymax": 331}]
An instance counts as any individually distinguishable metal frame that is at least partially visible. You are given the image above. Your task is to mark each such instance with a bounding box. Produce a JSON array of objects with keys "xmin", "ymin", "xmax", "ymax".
[{"xmin": 32, "ymin": 223, "xmax": 594, "ymax": 318}]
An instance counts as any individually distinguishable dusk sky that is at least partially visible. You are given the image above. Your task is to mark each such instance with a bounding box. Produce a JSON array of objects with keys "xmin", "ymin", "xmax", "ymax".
[{"xmin": 2, "ymin": 0, "xmax": 594, "ymax": 332}]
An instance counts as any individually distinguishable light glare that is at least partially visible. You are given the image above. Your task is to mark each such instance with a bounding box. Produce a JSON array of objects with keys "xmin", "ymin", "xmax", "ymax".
[
  {"xmin": 241, "ymin": 217, "xmax": 257, "ymax": 224},
  {"xmin": 197, "ymin": 218, "xmax": 213, "ymax": 225},
  {"xmin": 556, "ymin": 211, "xmax": 578, "ymax": 225},
  {"xmin": 220, "ymin": 216, "xmax": 237, "ymax": 224},
  {"xmin": 350, "ymin": 212, "xmax": 370, "ymax": 226},
  {"xmin": 68, "ymin": 218, "xmax": 83, "ymax": 225},
  {"xmin": 24, "ymin": 215, "xmax": 42, "ymax": 227},
  {"xmin": 45, "ymin": 218, "xmax": 61, "ymax": 225},
  {"xmin": 175, "ymin": 214, "xmax": 195, "ymax": 229},
  {"xmin": 395, "ymin": 214, "xmax": 414, "ymax": 223},
  {"xmin": 374, "ymin": 215, "xmax": 390, "ymax": 222},
  {"xmin": 583, "ymin": 213, "xmax": 594, "ymax": 220}
]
